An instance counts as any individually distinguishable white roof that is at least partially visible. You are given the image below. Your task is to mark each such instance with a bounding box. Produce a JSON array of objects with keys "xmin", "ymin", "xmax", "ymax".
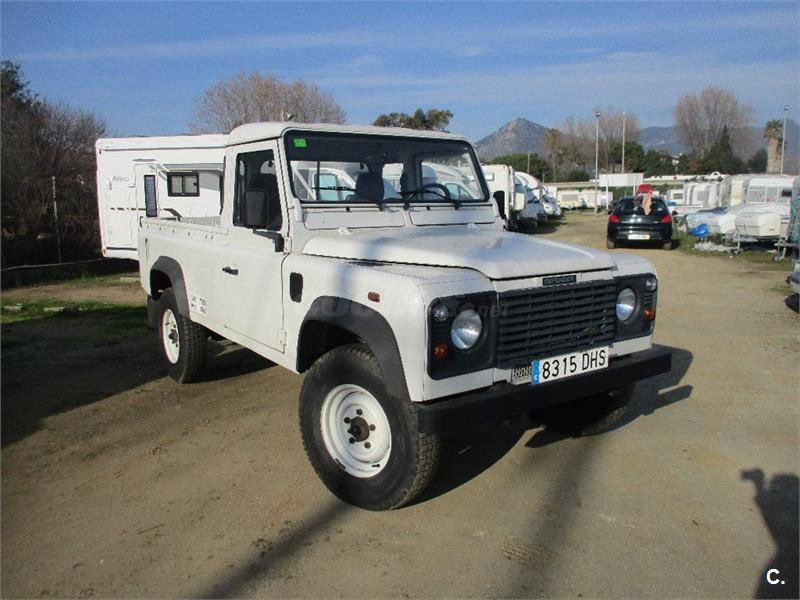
[
  {"xmin": 96, "ymin": 134, "xmax": 228, "ymax": 151},
  {"xmin": 227, "ymin": 121, "xmax": 469, "ymax": 146},
  {"xmin": 96, "ymin": 122, "xmax": 470, "ymax": 152}
]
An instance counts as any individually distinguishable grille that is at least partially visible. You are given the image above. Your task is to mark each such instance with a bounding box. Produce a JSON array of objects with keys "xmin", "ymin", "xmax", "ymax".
[{"xmin": 497, "ymin": 280, "xmax": 617, "ymax": 367}]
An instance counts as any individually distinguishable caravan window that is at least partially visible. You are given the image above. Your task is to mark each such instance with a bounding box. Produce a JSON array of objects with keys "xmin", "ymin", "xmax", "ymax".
[{"xmin": 167, "ymin": 172, "xmax": 199, "ymax": 197}]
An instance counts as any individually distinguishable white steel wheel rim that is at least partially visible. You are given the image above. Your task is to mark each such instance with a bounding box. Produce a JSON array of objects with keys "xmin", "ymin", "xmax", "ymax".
[
  {"xmin": 320, "ymin": 384, "xmax": 392, "ymax": 479},
  {"xmin": 161, "ymin": 308, "xmax": 180, "ymax": 364}
]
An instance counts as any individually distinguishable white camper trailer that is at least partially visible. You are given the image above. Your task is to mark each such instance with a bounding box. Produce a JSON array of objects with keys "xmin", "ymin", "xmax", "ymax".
[
  {"xmin": 481, "ymin": 164, "xmax": 527, "ymax": 229},
  {"xmin": 743, "ymin": 176, "xmax": 794, "ymax": 204},
  {"xmin": 96, "ymin": 135, "xmax": 227, "ymax": 259}
]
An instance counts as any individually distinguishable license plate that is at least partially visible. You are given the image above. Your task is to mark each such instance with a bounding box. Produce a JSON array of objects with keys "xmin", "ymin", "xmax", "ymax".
[
  {"xmin": 531, "ymin": 347, "xmax": 609, "ymax": 384},
  {"xmin": 628, "ymin": 233, "xmax": 650, "ymax": 240}
]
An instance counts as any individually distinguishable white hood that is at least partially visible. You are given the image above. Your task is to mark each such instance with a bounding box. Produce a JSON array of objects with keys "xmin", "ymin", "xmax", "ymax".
[{"xmin": 302, "ymin": 226, "xmax": 615, "ymax": 279}]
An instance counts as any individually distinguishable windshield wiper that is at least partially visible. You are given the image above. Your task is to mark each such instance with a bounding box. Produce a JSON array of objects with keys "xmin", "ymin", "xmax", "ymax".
[
  {"xmin": 313, "ymin": 186, "xmax": 356, "ymax": 193},
  {"xmin": 399, "ymin": 189, "xmax": 461, "ymax": 210},
  {"xmin": 312, "ymin": 186, "xmax": 385, "ymax": 211}
]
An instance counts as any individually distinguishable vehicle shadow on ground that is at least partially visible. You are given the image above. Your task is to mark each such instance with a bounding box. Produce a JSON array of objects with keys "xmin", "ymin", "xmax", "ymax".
[
  {"xmin": 530, "ymin": 218, "xmax": 566, "ymax": 235},
  {"xmin": 526, "ymin": 345, "xmax": 693, "ymax": 447},
  {"xmin": 415, "ymin": 344, "xmax": 693, "ymax": 503},
  {"xmin": 202, "ymin": 341, "xmax": 276, "ymax": 382},
  {"xmin": 742, "ymin": 469, "xmax": 799, "ymax": 599},
  {"xmin": 1, "ymin": 308, "xmax": 166, "ymax": 447},
  {"xmin": 0, "ymin": 311, "xmax": 273, "ymax": 447}
]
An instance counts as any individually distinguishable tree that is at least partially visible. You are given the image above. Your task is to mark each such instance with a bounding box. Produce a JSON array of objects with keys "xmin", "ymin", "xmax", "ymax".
[
  {"xmin": 1, "ymin": 62, "xmax": 106, "ymax": 265},
  {"xmin": 748, "ymin": 148, "xmax": 768, "ymax": 173},
  {"xmin": 673, "ymin": 86, "xmax": 753, "ymax": 158},
  {"xmin": 763, "ymin": 119, "xmax": 784, "ymax": 174},
  {"xmin": 373, "ymin": 108, "xmax": 453, "ymax": 131},
  {"xmin": 543, "ymin": 128, "xmax": 563, "ymax": 180},
  {"xmin": 550, "ymin": 109, "xmax": 642, "ymax": 179},
  {"xmin": 695, "ymin": 126, "xmax": 747, "ymax": 174},
  {"xmin": 488, "ymin": 153, "xmax": 552, "ymax": 181},
  {"xmin": 191, "ymin": 73, "xmax": 346, "ymax": 132}
]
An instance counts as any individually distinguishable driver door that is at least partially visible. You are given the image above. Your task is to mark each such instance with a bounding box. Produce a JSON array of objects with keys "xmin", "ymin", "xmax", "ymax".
[{"xmin": 218, "ymin": 141, "xmax": 287, "ymax": 352}]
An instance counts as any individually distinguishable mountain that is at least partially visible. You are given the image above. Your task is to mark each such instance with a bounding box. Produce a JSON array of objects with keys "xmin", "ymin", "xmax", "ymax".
[
  {"xmin": 639, "ymin": 126, "xmax": 685, "ymax": 155},
  {"xmin": 476, "ymin": 119, "xmax": 799, "ymax": 164},
  {"xmin": 474, "ymin": 118, "xmax": 548, "ymax": 160}
]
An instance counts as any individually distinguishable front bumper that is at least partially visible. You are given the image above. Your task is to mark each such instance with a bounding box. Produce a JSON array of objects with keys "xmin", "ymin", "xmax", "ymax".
[{"xmin": 418, "ymin": 346, "xmax": 672, "ymax": 435}]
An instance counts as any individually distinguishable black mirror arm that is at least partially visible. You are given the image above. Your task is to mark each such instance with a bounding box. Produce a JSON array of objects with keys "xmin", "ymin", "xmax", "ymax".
[{"xmin": 253, "ymin": 229, "xmax": 285, "ymax": 252}]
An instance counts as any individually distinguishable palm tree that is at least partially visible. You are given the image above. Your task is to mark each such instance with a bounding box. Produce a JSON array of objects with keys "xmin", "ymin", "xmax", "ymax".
[{"xmin": 764, "ymin": 119, "xmax": 783, "ymax": 174}]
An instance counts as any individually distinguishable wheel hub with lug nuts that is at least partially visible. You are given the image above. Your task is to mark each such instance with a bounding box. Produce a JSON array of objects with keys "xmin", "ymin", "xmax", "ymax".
[
  {"xmin": 320, "ymin": 384, "xmax": 391, "ymax": 478},
  {"xmin": 161, "ymin": 308, "xmax": 180, "ymax": 364}
]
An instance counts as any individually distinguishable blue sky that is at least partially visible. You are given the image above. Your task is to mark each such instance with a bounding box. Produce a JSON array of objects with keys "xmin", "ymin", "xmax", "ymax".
[{"xmin": 2, "ymin": 1, "xmax": 798, "ymax": 141}]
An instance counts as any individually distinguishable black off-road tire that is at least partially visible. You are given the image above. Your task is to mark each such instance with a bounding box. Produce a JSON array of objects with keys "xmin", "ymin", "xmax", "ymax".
[
  {"xmin": 606, "ymin": 238, "xmax": 616, "ymax": 249},
  {"xmin": 538, "ymin": 384, "xmax": 635, "ymax": 437},
  {"xmin": 158, "ymin": 288, "xmax": 207, "ymax": 383},
  {"xmin": 299, "ymin": 343, "xmax": 440, "ymax": 511}
]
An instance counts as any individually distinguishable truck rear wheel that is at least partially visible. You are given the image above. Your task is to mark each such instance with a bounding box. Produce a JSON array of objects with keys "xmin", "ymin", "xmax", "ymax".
[
  {"xmin": 299, "ymin": 343, "xmax": 440, "ymax": 510},
  {"xmin": 538, "ymin": 384, "xmax": 634, "ymax": 436},
  {"xmin": 158, "ymin": 288, "xmax": 207, "ymax": 383}
]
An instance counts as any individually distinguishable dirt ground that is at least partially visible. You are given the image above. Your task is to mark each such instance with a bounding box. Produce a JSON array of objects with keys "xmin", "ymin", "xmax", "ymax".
[{"xmin": 2, "ymin": 213, "xmax": 798, "ymax": 598}]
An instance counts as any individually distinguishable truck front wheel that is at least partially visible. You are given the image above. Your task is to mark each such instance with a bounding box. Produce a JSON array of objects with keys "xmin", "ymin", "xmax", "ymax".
[
  {"xmin": 299, "ymin": 343, "xmax": 440, "ymax": 510},
  {"xmin": 158, "ymin": 288, "xmax": 207, "ymax": 383}
]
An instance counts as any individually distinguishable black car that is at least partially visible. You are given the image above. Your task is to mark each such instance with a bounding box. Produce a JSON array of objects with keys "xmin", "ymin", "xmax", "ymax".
[{"xmin": 607, "ymin": 196, "xmax": 673, "ymax": 250}]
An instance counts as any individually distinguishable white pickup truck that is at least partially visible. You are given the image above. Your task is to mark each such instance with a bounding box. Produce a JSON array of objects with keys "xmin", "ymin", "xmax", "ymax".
[{"xmin": 97, "ymin": 122, "xmax": 671, "ymax": 510}]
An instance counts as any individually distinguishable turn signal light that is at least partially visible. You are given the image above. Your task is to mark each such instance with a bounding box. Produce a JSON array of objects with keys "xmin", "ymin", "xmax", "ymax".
[
  {"xmin": 609, "ymin": 214, "xmax": 620, "ymax": 223},
  {"xmin": 643, "ymin": 307, "xmax": 656, "ymax": 321},
  {"xmin": 660, "ymin": 214, "xmax": 672, "ymax": 224},
  {"xmin": 433, "ymin": 343, "xmax": 449, "ymax": 360}
]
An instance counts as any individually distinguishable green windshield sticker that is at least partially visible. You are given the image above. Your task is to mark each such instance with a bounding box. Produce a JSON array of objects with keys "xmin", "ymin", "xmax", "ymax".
[{"xmin": 293, "ymin": 138, "xmax": 307, "ymax": 148}]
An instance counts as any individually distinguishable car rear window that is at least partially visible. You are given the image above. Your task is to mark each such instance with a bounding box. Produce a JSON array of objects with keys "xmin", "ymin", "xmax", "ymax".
[{"xmin": 616, "ymin": 198, "xmax": 669, "ymax": 215}]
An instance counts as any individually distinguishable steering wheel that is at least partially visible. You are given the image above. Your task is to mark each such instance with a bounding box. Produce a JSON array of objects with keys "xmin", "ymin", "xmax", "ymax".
[{"xmin": 421, "ymin": 183, "xmax": 452, "ymax": 200}]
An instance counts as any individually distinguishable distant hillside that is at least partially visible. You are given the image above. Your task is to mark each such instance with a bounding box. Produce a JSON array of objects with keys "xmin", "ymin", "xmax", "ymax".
[
  {"xmin": 476, "ymin": 119, "xmax": 799, "ymax": 164},
  {"xmin": 639, "ymin": 126, "xmax": 685, "ymax": 155},
  {"xmin": 474, "ymin": 118, "xmax": 548, "ymax": 160}
]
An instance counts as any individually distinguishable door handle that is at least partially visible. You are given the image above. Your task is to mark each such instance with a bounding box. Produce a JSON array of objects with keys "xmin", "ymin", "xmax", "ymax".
[{"xmin": 222, "ymin": 266, "xmax": 238, "ymax": 275}]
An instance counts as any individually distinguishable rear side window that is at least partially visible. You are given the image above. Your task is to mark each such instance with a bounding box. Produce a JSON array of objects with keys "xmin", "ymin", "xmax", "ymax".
[{"xmin": 167, "ymin": 172, "xmax": 199, "ymax": 197}]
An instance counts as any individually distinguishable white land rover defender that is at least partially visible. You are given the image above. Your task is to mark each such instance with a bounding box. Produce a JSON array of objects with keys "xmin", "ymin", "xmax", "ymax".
[{"xmin": 99, "ymin": 122, "xmax": 671, "ymax": 510}]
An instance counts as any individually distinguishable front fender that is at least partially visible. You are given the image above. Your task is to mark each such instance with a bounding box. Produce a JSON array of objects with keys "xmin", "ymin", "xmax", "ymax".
[{"xmin": 299, "ymin": 297, "xmax": 409, "ymax": 403}]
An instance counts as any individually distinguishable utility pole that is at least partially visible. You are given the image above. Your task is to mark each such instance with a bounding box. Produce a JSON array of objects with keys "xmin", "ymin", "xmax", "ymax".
[
  {"xmin": 527, "ymin": 151, "xmax": 531, "ymax": 174},
  {"xmin": 621, "ymin": 111, "xmax": 626, "ymax": 174},
  {"xmin": 52, "ymin": 175, "xmax": 62, "ymax": 263},
  {"xmin": 594, "ymin": 111, "xmax": 600, "ymax": 212},
  {"xmin": 780, "ymin": 104, "xmax": 789, "ymax": 176}
]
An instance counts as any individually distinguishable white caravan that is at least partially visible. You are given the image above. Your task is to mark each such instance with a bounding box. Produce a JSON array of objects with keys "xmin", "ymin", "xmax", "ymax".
[
  {"xmin": 481, "ymin": 164, "xmax": 529, "ymax": 230},
  {"xmin": 96, "ymin": 135, "xmax": 227, "ymax": 259},
  {"xmin": 515, "ymin": 171, "xmax": 560, "ymax": 220},
  {"xmin": 97, "ymin": 121, "xmax": 671, "ymax": 511}
]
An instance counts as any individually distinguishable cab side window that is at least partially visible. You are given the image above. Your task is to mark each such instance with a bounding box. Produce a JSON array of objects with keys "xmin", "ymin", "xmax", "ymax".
[{"xmin": 233, "ymin": 149, "xmax": 282, "ymax": 230}]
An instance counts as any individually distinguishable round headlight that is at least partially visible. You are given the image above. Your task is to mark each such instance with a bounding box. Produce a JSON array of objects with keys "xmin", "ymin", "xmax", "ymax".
[
  {"xmin": 645, "ymin": 276, "xmax": 658, "ymax": 292},
  {"xmin": 432, "ymin": 304, "xmax": 449, "ymax": 322},
  {"xmin": 616, "ymin": 288, "xmax": 636, "ymax": 321},
  {"xmin": 451, "ymin": 309, "xmax": 482, "ymax": 349}
]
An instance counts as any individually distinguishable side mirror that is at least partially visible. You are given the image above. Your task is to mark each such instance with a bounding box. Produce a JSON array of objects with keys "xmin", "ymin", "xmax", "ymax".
[{"xmin": 243, "ymin": 190, "xmax": 268, "ymax": 228}]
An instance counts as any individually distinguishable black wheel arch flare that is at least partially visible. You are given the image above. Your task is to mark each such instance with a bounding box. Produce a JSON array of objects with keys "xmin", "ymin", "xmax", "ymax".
[{"xmin": 298, "ymin": 296, "xmax": 410, "ymax": 403}]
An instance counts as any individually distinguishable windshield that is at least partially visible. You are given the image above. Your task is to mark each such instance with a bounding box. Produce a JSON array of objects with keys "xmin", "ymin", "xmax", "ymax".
[{"xmin": 284, "ymin": 132, "xmax": 488, "ymax": 205}]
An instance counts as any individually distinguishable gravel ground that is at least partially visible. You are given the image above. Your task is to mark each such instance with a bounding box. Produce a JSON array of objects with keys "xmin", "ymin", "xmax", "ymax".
[{"xmin": 2, "ymin": 212, "xmax": 797, "ymax": 598}]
